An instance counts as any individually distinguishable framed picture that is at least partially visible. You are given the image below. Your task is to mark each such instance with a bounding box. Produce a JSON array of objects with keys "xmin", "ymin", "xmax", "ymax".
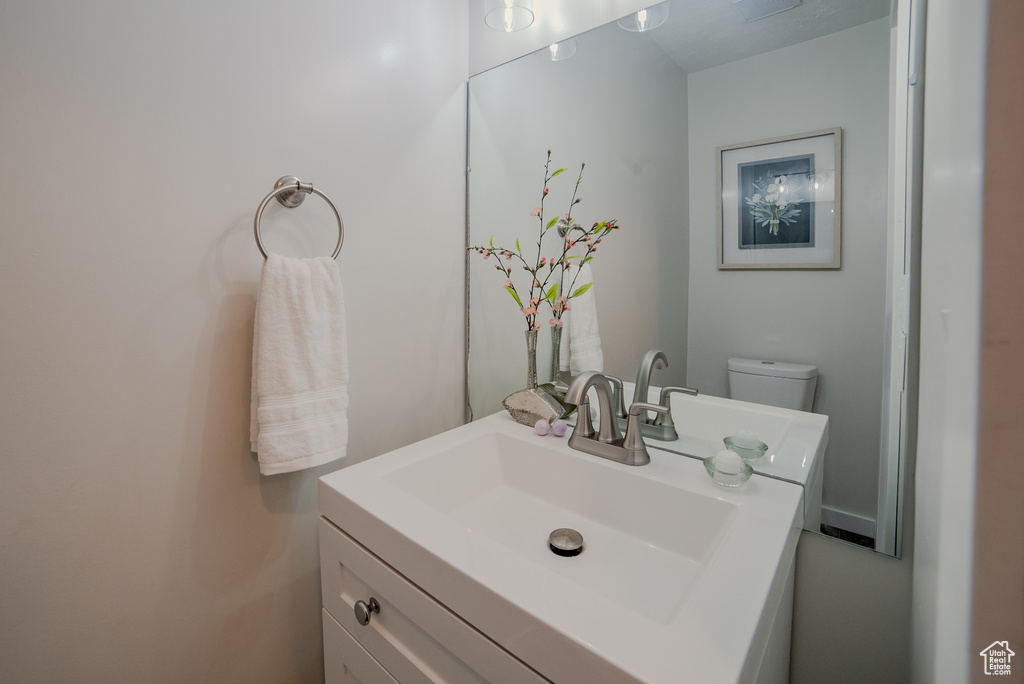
[{"xmin": 717, "ymin": 127, "xmax": 841, "ymax": 269}]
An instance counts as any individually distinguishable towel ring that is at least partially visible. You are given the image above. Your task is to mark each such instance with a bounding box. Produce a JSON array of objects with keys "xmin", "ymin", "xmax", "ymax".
[{"xmin": 253, "ymin": 176, "xmax": 344, "ymax": 259}]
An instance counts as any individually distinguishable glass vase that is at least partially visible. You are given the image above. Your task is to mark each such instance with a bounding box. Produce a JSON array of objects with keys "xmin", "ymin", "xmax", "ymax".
[
  {"xmin": 549, "ymin": 325, "xmax": 562, "ymax": 384},
  {"xmin": 502, "ymin": 329, "xmax": 564, "ymax": 426},
  {"xmin": 525, "ymin": 328, "xmax": 539, "ymax": 389}
]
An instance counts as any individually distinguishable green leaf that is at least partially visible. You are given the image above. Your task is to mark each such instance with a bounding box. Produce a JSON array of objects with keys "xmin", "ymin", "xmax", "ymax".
[
  {"xmin": 546, "ymin": 216, "xmax": 559, "ymax": 231},
  {"xmin": 545, "ymin": 284, "xmax": 558, "ymax": 302},
  {"xmin": 515, "ymin": 238, "xmax": 521, "ymax": 253},
  {"xmin": 551, "ymin": 168, "xmax": 568, "ymax": 177},
  {"xmin": 571, "ymin": 282, "xmax": 592, "ymax": 298},
  {"xmin": 506, "ymin": 287, "xmax": 523, "ymax": 307},
  {"xmin": 489, "ymin": 236, "xmax": 494, "ymax": 249}
]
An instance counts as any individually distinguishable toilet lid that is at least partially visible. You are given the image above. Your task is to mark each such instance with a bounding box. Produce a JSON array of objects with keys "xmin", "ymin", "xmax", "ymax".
[{"xmin": 727, "ymin": 357, "xmax": 818, "ymax": 379}]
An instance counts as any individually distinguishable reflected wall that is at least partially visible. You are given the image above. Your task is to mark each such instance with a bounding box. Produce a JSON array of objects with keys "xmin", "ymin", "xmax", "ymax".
[
  {"xmin": 469, "ymin": 27, "xmax": 690, "ymax": 417},
  {"xmin": 469, "ymin": 13, "xmax": 893, "ymax": 543},
  {"xmin": 687, "ymin": 19, "xmax": 891, "ymax": 529}
]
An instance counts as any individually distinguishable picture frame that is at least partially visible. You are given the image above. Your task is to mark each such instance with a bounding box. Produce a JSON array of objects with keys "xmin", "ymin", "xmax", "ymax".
[{"xmin": 717, "ymin": 127, "xmax": 842, "ymax": 269}]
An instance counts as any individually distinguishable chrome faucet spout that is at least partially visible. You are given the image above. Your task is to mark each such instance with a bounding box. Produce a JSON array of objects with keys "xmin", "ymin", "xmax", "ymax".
[
  {"xmin": 633, "ymin": 349, "xmax": 668, "ymax": 414},
  {"xmin": 565, "ymin": 371, "xmax": 622, "ymax": 444}
]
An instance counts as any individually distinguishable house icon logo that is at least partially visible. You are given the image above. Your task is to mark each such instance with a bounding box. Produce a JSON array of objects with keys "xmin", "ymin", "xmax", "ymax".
[{"xmin": 980, "ymin": 641, "xmax": 1015, "ymax": 676}]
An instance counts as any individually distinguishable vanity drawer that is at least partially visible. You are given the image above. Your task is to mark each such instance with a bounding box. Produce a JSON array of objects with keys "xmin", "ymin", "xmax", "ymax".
[
  {"xmin": 323, "ymin": 609, "xmax": 399, "ymax": 684},
  {"xmin": 319, "ymin": 518, "xmax": 549, "ymax": 684}
]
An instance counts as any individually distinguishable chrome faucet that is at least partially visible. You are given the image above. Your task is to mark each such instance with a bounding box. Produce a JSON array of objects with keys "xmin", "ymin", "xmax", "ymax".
[
  {"xmin": 633, "ymin": 349, "xmax": 668, "ymax": 408},
  {"xmin": 624, "ymin": 350, "xmax": 699, "ymax": 442},
  {"xmin": 564, "ymin": 372, "xmax": 622, "ymax": 445},
  {"xmin": 564, "ymin": 371, "xmax": 669, "ymax": 466}
]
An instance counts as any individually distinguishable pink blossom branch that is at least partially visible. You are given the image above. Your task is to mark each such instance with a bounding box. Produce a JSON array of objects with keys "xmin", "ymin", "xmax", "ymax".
[{"xmin": 467, "ymin": 150, "xmax": 620, "ymax": 332}]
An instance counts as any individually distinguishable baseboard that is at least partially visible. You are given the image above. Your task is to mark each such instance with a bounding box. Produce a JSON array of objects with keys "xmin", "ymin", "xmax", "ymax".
[{"xmin": 820, "ymin": 506, "xmax": 876, "ymax": 539}]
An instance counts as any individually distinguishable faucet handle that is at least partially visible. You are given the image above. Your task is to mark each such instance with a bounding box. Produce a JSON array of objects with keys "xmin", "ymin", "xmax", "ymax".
[
  {"xmin": 571, "ymin": 397, "xmax": 596, "ymax": 440},
  {"xmin": 622, "ymin": 402, "xmax": 670, "ymax": 465},
  {"xmin": 605, "ymin": 375, "xmax": 628, "ymax": 419},
  {"xmin": 654, "ymin": 386, "xmax": 699, "ymax": 429}
]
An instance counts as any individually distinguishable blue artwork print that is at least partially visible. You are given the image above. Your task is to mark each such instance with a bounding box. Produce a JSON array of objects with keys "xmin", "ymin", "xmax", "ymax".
[{"xmin": 738, "ymin": 153, "xmax": 815, "ymax": 249}]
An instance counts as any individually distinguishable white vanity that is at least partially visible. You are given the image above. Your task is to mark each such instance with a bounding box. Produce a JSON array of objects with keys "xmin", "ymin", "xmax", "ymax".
[{"xmin": 319, "ymin": 408, "xmax": 814, "ymax": 683}]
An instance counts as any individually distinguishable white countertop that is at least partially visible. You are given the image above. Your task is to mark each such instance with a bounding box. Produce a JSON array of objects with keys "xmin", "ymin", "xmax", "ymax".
[{"xmin": 320, "ymin": 412, "xmax": 804, "ymax": 684}]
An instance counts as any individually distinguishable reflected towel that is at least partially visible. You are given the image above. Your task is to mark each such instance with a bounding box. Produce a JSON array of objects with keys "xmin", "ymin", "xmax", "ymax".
[
  {"xmin": 250, "ymin": 253, "xmax": 349, "ymax": 475},
  {"xmin": 558, "ymin": 262, "xmax": 603, "ymax": 374}
]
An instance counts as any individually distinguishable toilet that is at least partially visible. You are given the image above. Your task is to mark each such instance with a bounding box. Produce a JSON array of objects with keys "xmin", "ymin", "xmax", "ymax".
[{"xmin": 727, "ymin": 357, "xmax": 818, "ymax": 412}]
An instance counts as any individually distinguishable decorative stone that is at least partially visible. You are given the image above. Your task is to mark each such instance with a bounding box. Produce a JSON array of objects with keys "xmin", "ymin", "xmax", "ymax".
[{"xmin": 502, "ymin": 388, "xmax": 564, "ymax": 427}]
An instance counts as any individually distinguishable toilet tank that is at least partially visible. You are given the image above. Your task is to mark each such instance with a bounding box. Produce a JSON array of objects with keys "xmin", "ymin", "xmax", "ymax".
[{"xmin": 727, "ymin": 357, "xmax": 818, "ymax": 412}]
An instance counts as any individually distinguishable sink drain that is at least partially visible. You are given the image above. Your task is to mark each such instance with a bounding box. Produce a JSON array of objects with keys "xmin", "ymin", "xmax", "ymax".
[{"xmin": 549, "ymin": 528, "xmax": 584, "ymax": 557}]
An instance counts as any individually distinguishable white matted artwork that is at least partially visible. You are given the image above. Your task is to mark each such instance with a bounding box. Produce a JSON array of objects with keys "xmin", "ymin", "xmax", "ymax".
[{"xmin": 717, "ymin": 127, "xmax": 841, "ymax": 269}]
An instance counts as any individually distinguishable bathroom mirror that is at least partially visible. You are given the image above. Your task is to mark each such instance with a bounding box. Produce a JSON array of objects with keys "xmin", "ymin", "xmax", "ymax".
[{"xmin": 467, "ymin": 0, "xmax": 920, "ymax": 558}]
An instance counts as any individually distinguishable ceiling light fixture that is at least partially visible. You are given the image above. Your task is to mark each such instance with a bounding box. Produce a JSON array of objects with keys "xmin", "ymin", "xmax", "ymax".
[
  {"xmin": 616, "ymin": 3, "xmax": 670, "ymax": 32},
  {"xmin": 484, "ymin": 0, "xmax": 535, "ymax": 33},
  {"xmin": 547, "ymin": 37, "xmax": 578, "ymax": 61}
]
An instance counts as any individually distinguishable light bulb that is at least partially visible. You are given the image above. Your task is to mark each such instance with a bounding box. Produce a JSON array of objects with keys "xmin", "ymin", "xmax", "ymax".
[
  {"xmin": 616, "ymin": 3, "xmax": 669, "ymax": 32},
  {"xmin": 484, "ymin": 0, "xmax": 534, "ymax": 32},
  {"xmin": 544, "ymin": 37, "xmax": 577, "ymax": 61}
]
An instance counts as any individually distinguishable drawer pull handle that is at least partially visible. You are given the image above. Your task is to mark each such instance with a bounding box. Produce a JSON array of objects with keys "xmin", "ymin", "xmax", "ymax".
[{"xmin": 354, "ymin": 597, "xmax": 380, "ymax": 626}]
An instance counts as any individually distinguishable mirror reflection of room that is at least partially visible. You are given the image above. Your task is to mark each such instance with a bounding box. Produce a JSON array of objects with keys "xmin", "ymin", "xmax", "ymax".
[{"xmin": 468, "ymin": 0, "xmax": 913, "ymax": 557}]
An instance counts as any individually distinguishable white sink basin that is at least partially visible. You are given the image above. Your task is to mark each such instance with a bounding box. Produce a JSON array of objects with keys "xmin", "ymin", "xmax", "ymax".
[
  {"xmin": 320, "ymin": 412, "xmax": 804, "ymax": 684},
  {"xmin": 385, "ymin": 429, "xmax": 735, "ymax": 625}
]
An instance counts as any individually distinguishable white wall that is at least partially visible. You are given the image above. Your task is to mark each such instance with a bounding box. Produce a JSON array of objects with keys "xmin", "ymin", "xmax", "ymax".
[
  {"xmin": 0, "ymin": 1, "xmax": 467, "ymax": 681},
  {"xmin": 468, "ymin": 24, "xmax": 689, "ymax": 418},
  {"xmin": 912, "ymin": 0, "xmax": 987, "ymax": 679},
  {"xmin": 686, "ymin": 19, "xmax": 891, "ymax": 524}
]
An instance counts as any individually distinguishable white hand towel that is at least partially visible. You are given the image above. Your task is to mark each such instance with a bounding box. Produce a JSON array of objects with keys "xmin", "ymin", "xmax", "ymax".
[
  {"xmin": 561, "ymin": 262, "xmax": 604, "ymax": 375},
  {"xmin": 250, "ymin": 253, "xmax": 349, "ymax": 475}
]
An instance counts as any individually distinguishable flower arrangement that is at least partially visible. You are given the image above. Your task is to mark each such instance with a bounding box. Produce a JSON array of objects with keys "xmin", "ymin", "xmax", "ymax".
[
  {"xmin": 744, "ymin": 172, "xmax": 803, "ymax": 235},
  {"xmin": 468, "ymin": 150, "xmax": 619, "ymax": 332}
]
